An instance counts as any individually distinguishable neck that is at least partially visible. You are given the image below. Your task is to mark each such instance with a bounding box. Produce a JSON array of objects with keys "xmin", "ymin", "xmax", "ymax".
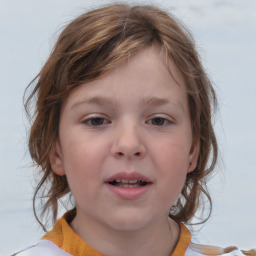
[{"xmin": 71, "ymin": 213, "xmax": 180, "ymax": 256}]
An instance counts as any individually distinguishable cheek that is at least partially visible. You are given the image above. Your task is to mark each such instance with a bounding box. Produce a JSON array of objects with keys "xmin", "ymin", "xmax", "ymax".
[
  {"xmin": 62, "ymin": 130, "xmax": 107, "ymax": 167},
  {"xmin": 159, "ymin": 148, "xmax": 188, "ymax": 188},
  {"xmin": 153, "ymin": 139, "xmax": 191, "ymax": 173},
  {"xmin": 151, "ymin": 140, "xmax": 190, "ymax": 200},
  {"xmin": 60, "ymin": 139, "xmax": 106, "ymax": 190}
]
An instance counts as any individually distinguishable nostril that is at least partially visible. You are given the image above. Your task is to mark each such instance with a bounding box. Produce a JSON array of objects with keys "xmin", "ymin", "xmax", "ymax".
[{"xmin": 116, "ymin": 151, "xmax": 142, "ymax": 157}]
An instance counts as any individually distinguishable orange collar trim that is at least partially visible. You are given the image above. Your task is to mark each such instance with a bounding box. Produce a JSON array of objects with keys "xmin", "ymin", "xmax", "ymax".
[
  {"xmin": 42, "ymin": 215, "xmax": 191, "ymax": 256},
  {"xmin": 42, "ymin": 215, "xmax": 104, "ymax": 256},
  {"xmin": 172, "ymin": 223, "xmax": 192, "ymax": 256}
]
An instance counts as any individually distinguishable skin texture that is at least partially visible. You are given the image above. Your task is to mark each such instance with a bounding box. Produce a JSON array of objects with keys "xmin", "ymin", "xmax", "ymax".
[{"xmin": 50, "ymin": 46, "xmax": 199, "ymax": 256}]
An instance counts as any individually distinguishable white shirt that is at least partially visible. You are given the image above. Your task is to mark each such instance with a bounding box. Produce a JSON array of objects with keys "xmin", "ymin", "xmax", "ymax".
[{"xmin": 12, "ymin": 240, "xmax": 248, "ymax": 256}]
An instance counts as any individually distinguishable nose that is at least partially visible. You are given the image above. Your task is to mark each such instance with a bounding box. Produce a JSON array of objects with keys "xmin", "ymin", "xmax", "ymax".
[{"xmin": 111, "ymin": 123, "xmax": 146, "ymax": 160}]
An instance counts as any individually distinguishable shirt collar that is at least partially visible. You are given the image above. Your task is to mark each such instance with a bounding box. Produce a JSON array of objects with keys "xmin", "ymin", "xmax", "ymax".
[{"xmin": 42, "ymin": 214, "xmax": 191, "ymax": 256}]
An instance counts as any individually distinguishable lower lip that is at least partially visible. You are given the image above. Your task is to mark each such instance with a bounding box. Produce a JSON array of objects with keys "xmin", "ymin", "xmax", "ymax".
[{"xmin": 105, "ymin": 183, "xmax": 151, "ymax": 200}]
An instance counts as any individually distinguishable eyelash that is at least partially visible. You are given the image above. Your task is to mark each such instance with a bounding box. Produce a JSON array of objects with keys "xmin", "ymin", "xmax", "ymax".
[
  {"xmin": 82, "ymin": 117, "xmax": 111, "ymax": 126},
  {"xmin": 146, "ymin": 117, "xmax": 171, "ymax": 126},
  {"xmin": 82, "ymin": 116, "xmax": 172, "ymax": 127}
]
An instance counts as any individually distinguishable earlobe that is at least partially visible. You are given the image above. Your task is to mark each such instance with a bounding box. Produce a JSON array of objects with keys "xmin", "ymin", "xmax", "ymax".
[
  {"xmin": 187, "ymin": 141, "xmax": 200, "ymax": 173},
  {"xmin": 50, "ymin": 142, "xmax": 66, "ymax": 176}
]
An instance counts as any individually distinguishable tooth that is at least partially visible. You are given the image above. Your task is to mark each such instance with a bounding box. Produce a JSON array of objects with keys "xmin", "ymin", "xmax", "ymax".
[
  {"xmin": 128, "ymin": 180, "xmax": 138, "ymax": 184},
  {"xmin": 122, "ymin": 179, "xmax": 128, "ymax": 183},
  {"xmin": 130, "ymin": 184, "xmax": 139, "ymax": 187},
  {"xmin": 115, "ymin": 179, "xmax": 122, "ymax": 183}
]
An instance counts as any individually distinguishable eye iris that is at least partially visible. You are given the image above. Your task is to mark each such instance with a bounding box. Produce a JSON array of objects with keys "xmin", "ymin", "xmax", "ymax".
[
  {"xmin": 152, "ymin": 118, "xmax": 165, "ymax": 125},
  {"xmin": 91, "ymin": 118, "xmax": 104, "ymax": 125}
]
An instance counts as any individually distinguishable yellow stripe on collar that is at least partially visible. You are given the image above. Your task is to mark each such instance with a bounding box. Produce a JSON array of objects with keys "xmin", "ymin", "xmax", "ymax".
[
  {"xmin": 172, "ymin": 223, "xmax": 192, "ymax": 256},
  {"xmin": 42, "ymin": 215, "xmax": 104, "ymax": 256}
]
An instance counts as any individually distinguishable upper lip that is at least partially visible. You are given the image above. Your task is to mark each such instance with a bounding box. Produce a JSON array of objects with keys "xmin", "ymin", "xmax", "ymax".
[{"xmin": 105, "ymin": 172, "xmax": 152, "ymax": 183}]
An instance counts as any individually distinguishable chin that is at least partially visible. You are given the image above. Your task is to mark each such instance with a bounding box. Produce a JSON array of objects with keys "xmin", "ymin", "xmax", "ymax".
[{"xmin": 105, "ymin": 210, "xmax": 152, "ymax": 231}]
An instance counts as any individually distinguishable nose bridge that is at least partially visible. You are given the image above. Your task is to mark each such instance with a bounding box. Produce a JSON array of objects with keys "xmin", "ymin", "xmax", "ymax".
[{"xmin": 111, "ymin": 116, "xmax": 146, "ymax": 159}]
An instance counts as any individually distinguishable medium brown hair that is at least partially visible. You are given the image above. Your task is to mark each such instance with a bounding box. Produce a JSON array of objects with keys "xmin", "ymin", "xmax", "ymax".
[{"xmin": 25, "ymin": 3, "xmax": 218, "ymax": 231}]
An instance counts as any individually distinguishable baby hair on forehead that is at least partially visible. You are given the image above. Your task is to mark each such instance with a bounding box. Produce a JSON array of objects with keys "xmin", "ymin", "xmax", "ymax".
[{"xmin": 24, "ymin": 3, "xmax": 218, "ymax": 231}]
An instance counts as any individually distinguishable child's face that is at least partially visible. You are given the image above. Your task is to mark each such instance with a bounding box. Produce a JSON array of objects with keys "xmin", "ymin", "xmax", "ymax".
[{"xmin": 51, "ymin": 46, "xmax": 198, "ymax": 231}]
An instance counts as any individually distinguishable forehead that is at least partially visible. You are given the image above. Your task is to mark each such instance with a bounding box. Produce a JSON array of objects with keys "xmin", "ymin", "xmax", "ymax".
[{"xmin": 63, "ymin": 46, "xmax": 187, "ymax": 111}]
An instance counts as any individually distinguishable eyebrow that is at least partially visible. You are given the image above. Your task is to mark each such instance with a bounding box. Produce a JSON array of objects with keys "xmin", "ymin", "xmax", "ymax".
[
  {"xmin": 71, "ymin": 96, "xmax": 184, "ymax": 112},
  {"xmin": 143, "ymin": 96, "xmax": 185, "ymax": 112},
  {"xmin": 71, "ymin": 96, "xmax": 116, "ymax": 110},
  {"xmin": 143, "ymin": 96, "xmax": 172, "ymax": 106}
]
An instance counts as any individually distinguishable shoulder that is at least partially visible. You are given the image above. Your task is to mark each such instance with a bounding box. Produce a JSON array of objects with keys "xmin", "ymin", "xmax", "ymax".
[
  {"xmin": 186, "ymin": 243, "xmax": 256, "ymax": 256},
  {"xmin": 11, "ymin": 240, "xmax": 72, "ymax": 256}
]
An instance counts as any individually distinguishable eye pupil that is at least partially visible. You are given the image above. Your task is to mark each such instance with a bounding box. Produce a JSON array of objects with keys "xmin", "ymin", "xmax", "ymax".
[
  {"xmin": 91, "ymin": 118, "xmax": 104, "ymax": 125},
  {"xmin": 152, "ymin": 118, "xmax": 165, "ymax": 125}
]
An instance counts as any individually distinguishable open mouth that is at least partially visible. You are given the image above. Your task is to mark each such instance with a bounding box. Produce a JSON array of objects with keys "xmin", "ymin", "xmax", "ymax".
[
  {"xmin": 105, "ymin": 174, "xmax": 152, "ymax": 199},
  {"xmin": 108, "ymin": 179, "xmax": 149, "ymax": 188}
]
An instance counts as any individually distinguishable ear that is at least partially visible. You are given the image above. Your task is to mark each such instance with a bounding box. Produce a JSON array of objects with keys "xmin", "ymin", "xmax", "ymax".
[
  {"xmin": 49, "ymin": 141, "xmax": 66, "ymax": 176},
  {"xmin": 187, "ymin": 140, "xmax": 200, "ymax": 173}
]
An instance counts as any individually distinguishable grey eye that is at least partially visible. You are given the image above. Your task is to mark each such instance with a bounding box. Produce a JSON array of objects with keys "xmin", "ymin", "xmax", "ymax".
[
  {"xmin": 84, "ymin": 117, "xmax": 109, "ymax": 126},
  {"xmin": 150, "ymin": 117, "xmax": 167, "ymax": 126}
]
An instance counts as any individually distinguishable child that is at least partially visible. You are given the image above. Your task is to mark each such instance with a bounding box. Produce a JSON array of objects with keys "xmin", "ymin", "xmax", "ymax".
[{"xmin": 13, "ymin": 3, "xmax": 255, "ymax": 256}]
